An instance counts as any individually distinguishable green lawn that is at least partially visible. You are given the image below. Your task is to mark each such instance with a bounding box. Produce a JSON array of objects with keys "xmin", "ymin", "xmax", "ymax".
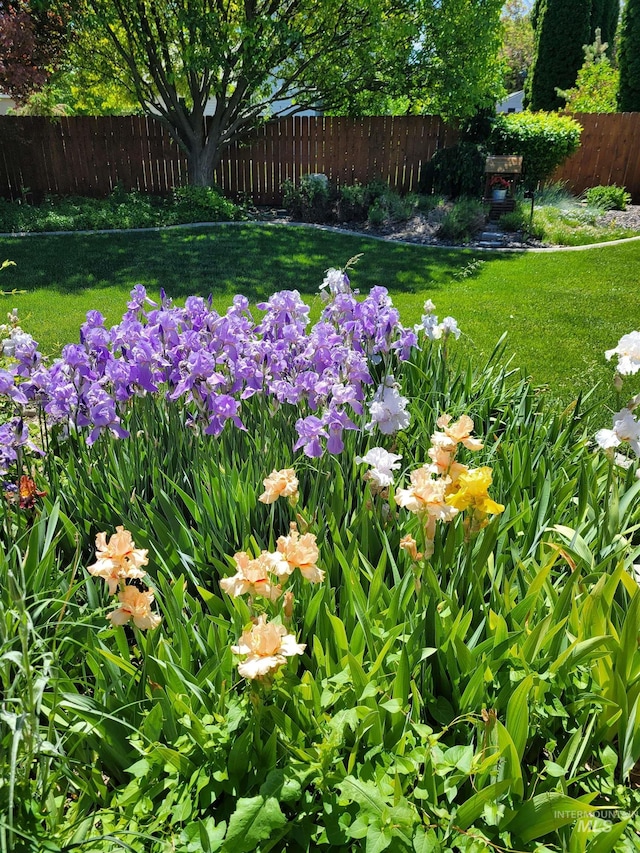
[{"xmin": 1, "ymin": 223, "xmax": 639, "ymax": 405}]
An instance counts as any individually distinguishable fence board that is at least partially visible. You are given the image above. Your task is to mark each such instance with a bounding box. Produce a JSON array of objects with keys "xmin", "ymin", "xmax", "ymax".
[
  {"xmin": 623, "ymin": 115, "xmax": 640, "ymax": 195},
  {"xmin": 614, "ymin": 113, "xmax": 640, "ymax": 189}
]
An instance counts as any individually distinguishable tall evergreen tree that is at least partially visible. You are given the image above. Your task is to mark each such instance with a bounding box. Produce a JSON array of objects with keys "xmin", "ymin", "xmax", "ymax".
[
  {"xmin": 590, "ymin": 0, "xmax": 620, "ymax": 48},
  {"xmin": 618, "ymin": 0, "xmax": 640, "ymax": 110},
  {"xmin": 525, "ymin": 0, "xmax": 592, "ymax": 110}
]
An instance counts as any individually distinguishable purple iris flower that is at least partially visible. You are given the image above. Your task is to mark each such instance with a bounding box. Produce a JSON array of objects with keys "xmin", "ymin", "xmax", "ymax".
[{"xmin": 293, "ymin": 416, "xmax": 327, "ymax": 458}]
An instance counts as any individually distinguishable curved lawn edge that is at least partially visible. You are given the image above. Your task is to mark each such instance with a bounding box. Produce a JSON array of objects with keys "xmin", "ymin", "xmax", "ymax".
[{"xmin": 1, "ymin": 218, "xmax": 640, "ymax": 252}]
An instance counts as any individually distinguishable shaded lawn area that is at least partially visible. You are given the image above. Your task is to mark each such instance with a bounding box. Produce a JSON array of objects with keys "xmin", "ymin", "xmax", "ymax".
[{"xmin": 1, "ymin": 223, "xmax": 639, "ymax": 404}]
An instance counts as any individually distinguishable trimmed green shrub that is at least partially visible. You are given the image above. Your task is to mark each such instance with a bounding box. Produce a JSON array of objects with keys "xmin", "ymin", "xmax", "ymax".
[
  {"xmin": 428, "ymin": 142, "xmax": 487, "ymax": 199},
  {"xmin": 585, "ymin": 184, "xmax": 632, "ymax": 211},
  {"xmin": 436, "ymin": 197, "xmax": 487, "ymax": 242},
  {"xmin": 490, "ymin": 111, "xmax": 582, "ymax": 190}
]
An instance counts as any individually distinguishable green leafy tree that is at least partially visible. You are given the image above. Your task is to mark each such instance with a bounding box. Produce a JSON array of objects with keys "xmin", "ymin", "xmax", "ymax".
[
  {"xmin": 617, "ymin": 0, "xmax": 640, "ymax": 110},
  {"xmin": 330, "ymin": 0, "xmax": 505, "ymax": 118},
  {"xmin": 526, "ymin": 0, "xmax": 593, "ymax": 111},
  {"xmin": 55, "ymin": 0, "xmax": 418, "ymax": 185},
  {"xmin": 18, "ymin": 50, "xmax": 140, "ymax": 115},
  {"xmin": 32, "ymin": 23, "xmax": 142, "ymax": 115},
  {"xmin": 557, "ymin": 28, "xmax": 618, "ymax": 112},
  {"xmin": 500, "ymin": 0, "xmax": 534, "ymax": 92},
  {"xmin": 395, "ymin": 0, "xmax": 504, "ymax": 119},
  {"xmin": 55, "ymin": 0, "xmax": 504, "ymax": 185}
]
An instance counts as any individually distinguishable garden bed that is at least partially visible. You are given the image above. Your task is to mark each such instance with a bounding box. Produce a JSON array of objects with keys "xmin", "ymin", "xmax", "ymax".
[{"xmin": 255, "ymin": 202, "xmax": 640, "ymax": 249}]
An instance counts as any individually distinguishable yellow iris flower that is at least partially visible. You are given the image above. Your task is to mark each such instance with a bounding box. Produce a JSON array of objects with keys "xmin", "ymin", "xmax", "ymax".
[{"xmin": 445, "ymin": 467, "xmax": 504, "ymax": 515}]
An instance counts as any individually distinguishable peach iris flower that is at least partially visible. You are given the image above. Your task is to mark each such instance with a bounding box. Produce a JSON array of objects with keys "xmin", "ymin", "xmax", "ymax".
[
  {"xmin": 87, "ymin": 526, "xmax": 149, "ymax": 594},
  {"xmin": 107, "ymin": 586, "xmax": 161, "ymax": 630},
  {"xmin": 231, "ymin": 615, "xmax": 305, "ymax": 680},
  {"xmin": 433, "ymin": 414, "xmax": 484, "ymax": 452},
  {"xmin": 399, "ymin": 534, "xmax": 423, "ymax": 561},
  {"xmin": 258, "ymin": 469, "xmax": 299, "ymax": 504},
  {"xmin": 395, "ymin": 467, "xmax": 459, "ymax": 557},
  {"xmin": 276, "ymin": 523, "xmax": 325, "ymax": 583},
  {"xmin": 395, "ymin": 467, "xmax": 459, "ymax": 522},
  {"xmin": 219, "ymin": 551, "xmax": 283, "ymax": 601}
]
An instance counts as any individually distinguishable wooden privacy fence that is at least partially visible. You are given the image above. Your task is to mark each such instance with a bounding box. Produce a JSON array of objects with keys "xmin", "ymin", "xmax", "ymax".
[
  {"xmin": 1, "ymin": 112, "xmax": 640, "ymax": 203},
  {"xmin": 0, "ymin": 115, "xmax": 457, "ymax": 204},
  {"xmin": 554, "ymin": 112, "xmax": 640, "ymax": 201},
  {"xmin": 0, "ymin": 116, "xmax": 188, "ymax": 200},
  {"xmin": 216, "ymin": 115, "xmax": 458, "ymax": 202}
]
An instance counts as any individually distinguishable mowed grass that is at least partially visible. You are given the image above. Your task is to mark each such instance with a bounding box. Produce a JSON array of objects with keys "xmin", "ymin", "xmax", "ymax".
[{"xmin": 1, "ymin": 223, "xmax": 639, "ymax": 406}]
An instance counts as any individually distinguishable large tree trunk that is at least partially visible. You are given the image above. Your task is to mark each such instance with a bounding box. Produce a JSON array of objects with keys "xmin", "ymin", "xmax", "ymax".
[
  {"xmin": 186, "ymin": 143, "xmax": 218, "ymax": 187},
  {"xmin": 184, "ymin": 121, "xmax": 224, "ymax": 186}
]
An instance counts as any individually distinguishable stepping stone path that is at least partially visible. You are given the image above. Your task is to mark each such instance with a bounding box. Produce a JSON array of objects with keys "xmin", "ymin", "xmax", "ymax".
[{"xmin": 477, "ymin": 219, "xmax": 509, "ymax": 249}]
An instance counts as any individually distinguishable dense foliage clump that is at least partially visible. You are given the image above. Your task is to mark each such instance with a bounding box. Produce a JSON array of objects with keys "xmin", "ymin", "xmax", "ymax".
[
  {"xmin": 490, "ymin": 111, "xmax": 582, "ymax": 189},
  {"xmin": 0, "ymin": 185, "xmax": 244, "ymax": 233},
  {"xmin": 585, "ymin": 184, "xmax": 632, "ymax": 211},
  {"xmin": 281, "ymin": 176, "xmax": 419, "ymax": 225}
]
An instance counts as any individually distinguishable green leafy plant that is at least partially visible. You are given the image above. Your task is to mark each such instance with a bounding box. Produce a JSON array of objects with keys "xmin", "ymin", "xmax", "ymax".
[
  {"xmin": 3, "ymin": 293, "xmax": 640, "ymax": 850},
  {"xmin": 366, "ymin": 199, "xmax": 386, "ymax": 226},
  {"xmin": 498, "ymin": 205, "xmax": 529, "ymax": 232},
  {"xmin": 585, "ymin": 184, "xmax": 632, "ymax": 211},
  {"xmin": 365, "ymin": 190, "xmax": 417, "ymax": 225},
  {"xmin": 169, "ymin": 185, "xmax": 245, "ymax": 223},
  {"xmin": 336, "ymin": 182, "xmax": 366, "ymax": 221},
  {"xmin": 558, "ymin": 54, "xmax": 619, "ymax": 113},
  {"xmin": 532, "ymin": 203, "xmax": 635, "ymax": 245}
]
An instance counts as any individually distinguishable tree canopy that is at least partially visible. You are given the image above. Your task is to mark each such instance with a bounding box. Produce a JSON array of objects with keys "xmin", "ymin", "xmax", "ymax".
[
  {"xmin": 35, "ymin": 0, "xmax": 504, "ymax": 186},
  {"xmin": 329, "ymin": 0, "xmax": 504, "ymax": 118},
  {"xmin": 0, "ymin": 0, "xmax": 67, "ymax": 104},
  {"xmin": 499, "ymin": 0, "xmax": 534, "ymax": 93}
]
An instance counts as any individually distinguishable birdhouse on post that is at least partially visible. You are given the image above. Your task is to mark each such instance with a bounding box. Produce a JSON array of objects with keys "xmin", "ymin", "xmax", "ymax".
[{"xmin": 484, "ymin": 155, "xmax": 523, "ymax": 217}]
